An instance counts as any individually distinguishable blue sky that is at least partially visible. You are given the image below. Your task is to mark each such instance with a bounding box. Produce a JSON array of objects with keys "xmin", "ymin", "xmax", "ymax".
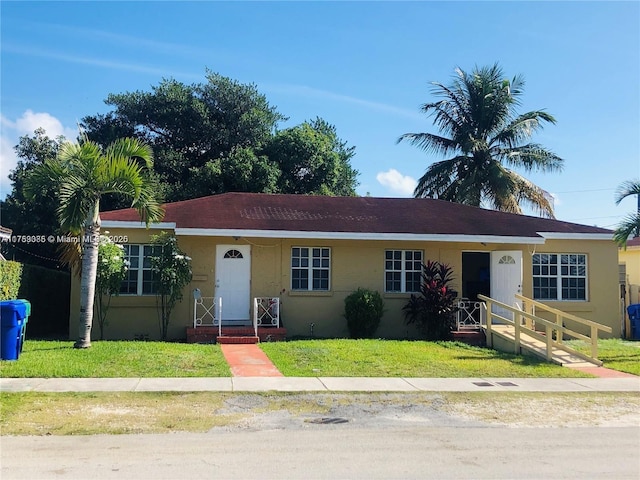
[{"xmin": 1, "ymin": 1, "xmax": 639, "ymax": 229}]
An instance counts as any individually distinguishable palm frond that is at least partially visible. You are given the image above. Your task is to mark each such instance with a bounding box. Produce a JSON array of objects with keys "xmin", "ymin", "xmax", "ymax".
[
  {"xmin": 58, "ymin": 176, "xmax": 95, "ymax": 231},
  {"xmin": 104, "ymin": 137, "xmax": 154, "ymax": 169},
  {"xmin": 614, "ymin": 212, "xmax": 640, "ymax": 247},
  {"xmin": 397, "ymin": 132, "xmax": 459, "ymax": 156},
  {"xmin": 492, "ymin": 110, "xmax": 557, "ymax": 148},
  {"xmin": 131, "ymin": 178, "xmax": 165, "ymax": 226},
  {"xmin": 414, "ymin": 156, "xmax": 466, "ymax": 199},
  {"xmin": 509, "ymin": 171, "xmax": 555, "ymax": 218},
  {"xmin": 499, "ymin": 144, "xmax": 564, "ymax": 172},
  {"xmin": 614, "ymin": 179, "xmax": 640, "ymax": 205}
]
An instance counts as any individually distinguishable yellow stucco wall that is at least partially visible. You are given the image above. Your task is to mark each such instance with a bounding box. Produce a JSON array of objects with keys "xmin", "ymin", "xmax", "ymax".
[
  {"xmin": 69, "ymin": 229, "xmax": 622, "ymax": 341},
  {"xmin": 619, "ymin": 245, "xmax": 640, "ymax": 305}
]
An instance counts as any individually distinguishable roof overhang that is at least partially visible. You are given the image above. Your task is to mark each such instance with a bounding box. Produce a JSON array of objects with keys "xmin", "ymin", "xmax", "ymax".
[
  {"xmin": 536, "ymin": 232, "xmax": 613, "ymax": 241},
  {"xmin": 102, "ymin": 221, "xmax": 177, "ymax": 230},
  {"xmin": 100, "ymin": 222, "xmax": 612, "ymax": 244}
]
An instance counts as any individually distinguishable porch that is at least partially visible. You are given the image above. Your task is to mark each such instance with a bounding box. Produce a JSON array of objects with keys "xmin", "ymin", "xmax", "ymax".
[{"xmin": 186, "ymin": 293, "xmax": 286, "ymax": 344}]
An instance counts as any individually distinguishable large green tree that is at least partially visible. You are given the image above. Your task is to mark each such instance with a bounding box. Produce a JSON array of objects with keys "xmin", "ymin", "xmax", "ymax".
[
  {"xmin": 399, "ymin": 64, "xmax": 563, "ymax": 217},
  {"xmin": 0, "ymin": 128, "xmax": 67, "ymax": 267},
  {"xmin": 81, "ymin": 70, "xmax": 286, "ymax": 201},
  {"xmin": 25, "ymin": 137, "xmax": 163, "ymax": 348},
  {"xmin": 614, "ymin": 179, "xmax": 640, "ymax": 246},
  {"xmin": 264, "ymin": 118, "xmax": 359, "ymax": 196},
  {"xmin": 81, "ymin": 71, "xmax": 359, "ymax": 199}
]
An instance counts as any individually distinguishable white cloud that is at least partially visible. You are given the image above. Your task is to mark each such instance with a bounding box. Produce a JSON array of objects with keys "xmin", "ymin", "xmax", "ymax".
[
  {"xmin": 376, "ymin": 169, "xmax": 417, "ymax": 196},
  {"xmin": 0, "ymin": 111, "xmax": 77, "ymax": 199}
]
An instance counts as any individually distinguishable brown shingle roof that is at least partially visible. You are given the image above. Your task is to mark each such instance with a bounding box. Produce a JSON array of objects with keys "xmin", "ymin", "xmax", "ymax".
[{"xmin": 100, "ymin": 193, "xmax": 612, "ymax": 239}]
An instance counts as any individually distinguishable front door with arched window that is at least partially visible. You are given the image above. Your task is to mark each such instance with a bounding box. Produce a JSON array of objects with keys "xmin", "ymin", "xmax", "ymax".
[
  {"xmin": 215, "ymin": 245, "xmax": 251, "ymax": 324},
  {"xmin": 490, "ymin": 250, "xmax": 523, "ymax": 321}
]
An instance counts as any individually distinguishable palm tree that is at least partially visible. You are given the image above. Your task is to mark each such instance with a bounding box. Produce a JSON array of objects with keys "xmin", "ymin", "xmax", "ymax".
[
  {"xmin": 614, "ymin": 179, "xmax": 640, "ymax": 246},
  {"xmin": 26, "ymin": 137, "xmax": 163, "ymax": 348},
  {"xmin": 399, "ymin": 64, "xmax": 563, "ymax": 217}
]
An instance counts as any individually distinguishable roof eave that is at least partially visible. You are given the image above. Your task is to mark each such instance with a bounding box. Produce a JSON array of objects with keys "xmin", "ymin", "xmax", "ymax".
[
  {"xmin": 174, "ymin": 227, "xmax": 546, "ymax": 244},
  {"xmin": 537, "ymin": 232, "xmax": 613, "ymax": 241}
]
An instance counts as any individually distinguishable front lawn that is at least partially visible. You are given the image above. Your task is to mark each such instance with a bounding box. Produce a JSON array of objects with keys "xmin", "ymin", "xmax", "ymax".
[
  {"xmin": 260, "ymin": 339, "xmax": 592, "ymax": 377},
  {"xmin": 566, "ymin": 338, "xmax": 640, "ymax": 376},
  {"xmin": 0, "ymin": 340, "xmax": 230, "ymax": 378}
]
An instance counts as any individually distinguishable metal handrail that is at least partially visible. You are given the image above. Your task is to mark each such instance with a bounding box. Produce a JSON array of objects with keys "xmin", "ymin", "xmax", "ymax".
[
  {"xmin": 193, "ymin": 290, "xmax": 222, "ymax": 338},
  {"xmin": 456, "ymin": 300, "xmax": 486, "ymax": 330},
  {"xmin": 254, "ymin": 297, "xmax": 280, "ymax": 329}
]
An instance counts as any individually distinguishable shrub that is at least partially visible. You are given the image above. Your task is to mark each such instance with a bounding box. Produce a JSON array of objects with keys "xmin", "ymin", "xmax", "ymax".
[
  {"xmin": 344, "ymin": 288, "xmax": 385, "ymax": 339},
  {"xmin": 150, "ymin": 232, "xmax": 192, "ymax": 340},
  {"xmin": 95, "ymin": 235, "xmax": 128, "ymax": 340},
  {"xmin": 0, "ymin": 261, "xmax": 23, "ymax": 300},
  {"xmin": 403, "ymin": 260, "xmax": 458, "ymax": 340}
]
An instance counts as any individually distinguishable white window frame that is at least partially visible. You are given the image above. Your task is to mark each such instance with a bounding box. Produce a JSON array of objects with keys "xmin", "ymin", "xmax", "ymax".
[
  {"xmin": 291, "ymin": 247, "xmax": 331, "ymax": 291},
  {"xmin": 532, "ymin": 253, "xmax": 588, "ymax": 301},
  {"xmin": 385, "ymin": 249, "xmax": 423, "ymax": 293},
  {"xmin": 120, "ymin": 244, "xmax": 161, "ymax": 295}
]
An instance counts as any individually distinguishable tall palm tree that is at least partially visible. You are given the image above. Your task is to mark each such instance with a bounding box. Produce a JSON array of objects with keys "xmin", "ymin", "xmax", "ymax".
[
  {"xmin": 614, "ymin": 179, "xmax": 640, "ymax": 246},
  {"xmin": 26, "ymin": 137, "xmax": 163, "ymax": 348},
  {"xmin": 399, "ymin": 64, "xmax": 563, "ymax": 217}
]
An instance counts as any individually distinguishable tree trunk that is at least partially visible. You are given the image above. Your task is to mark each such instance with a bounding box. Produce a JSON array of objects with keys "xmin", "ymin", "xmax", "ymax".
[{"xmin": 75, "ymin": 203, "xmax": 100, "ymax": 348}]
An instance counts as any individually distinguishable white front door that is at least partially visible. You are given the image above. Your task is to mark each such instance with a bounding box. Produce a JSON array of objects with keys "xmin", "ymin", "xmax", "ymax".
[
  {"xmin": 215, "ymin": 245, "xmax": 251, "ymax": 324},
  {"xmin": 490, "ymin": 250, "xmax": 523, "ymax": 321}
]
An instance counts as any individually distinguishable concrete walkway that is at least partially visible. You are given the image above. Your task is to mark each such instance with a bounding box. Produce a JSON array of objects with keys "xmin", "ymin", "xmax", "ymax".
[{"xmin": 1, "ymin": 376, "xmax": 638, "ymax": 393}]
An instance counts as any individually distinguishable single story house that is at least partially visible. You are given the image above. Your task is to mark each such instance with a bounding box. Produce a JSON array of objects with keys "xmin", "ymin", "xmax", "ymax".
[{"xmin": 70, "ymin": 193, "xmax": 621, "ymax": 341}]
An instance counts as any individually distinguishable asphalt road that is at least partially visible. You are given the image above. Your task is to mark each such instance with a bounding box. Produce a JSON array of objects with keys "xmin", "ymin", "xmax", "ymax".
[{"xmin": 2, "ymin": 426, "xmax": 639, "ymax": 479}]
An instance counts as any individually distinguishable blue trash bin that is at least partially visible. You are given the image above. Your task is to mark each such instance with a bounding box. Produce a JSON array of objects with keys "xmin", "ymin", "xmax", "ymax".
[
  {"xmin": 1, "ymin": 300, "xmax": 31, "ymax": 361},
  {"xmin": 627, "ymin": 304, "xmax": 640, "ymax": 340}
]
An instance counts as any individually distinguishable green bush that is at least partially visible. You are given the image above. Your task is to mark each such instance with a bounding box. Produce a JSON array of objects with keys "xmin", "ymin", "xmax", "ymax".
[
  {"xmin": 344, "ymin": 288, "xmax": 385, "ymax": 339},
  {"xmin": 0, "ymin": 261, "xmax": 23, "ymax": 300}
]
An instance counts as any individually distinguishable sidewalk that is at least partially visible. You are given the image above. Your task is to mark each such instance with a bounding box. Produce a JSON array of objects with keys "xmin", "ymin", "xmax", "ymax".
[{"xmin": 1, "ymin": 376, "xmax": 639, "ymax": 393}]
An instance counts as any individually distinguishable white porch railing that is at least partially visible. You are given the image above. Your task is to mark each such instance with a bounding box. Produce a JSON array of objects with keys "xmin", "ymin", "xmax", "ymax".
[
  {"xmin": 193, "ymin": 289, "xmax": 222, "ymax": 338},
  {"xmin": 254, "ymin": 297, "xmax": 280, "ymax": 328},
  {"xmin": 456, "ymin": 299, "xmax": 486, "ymax": 330}
]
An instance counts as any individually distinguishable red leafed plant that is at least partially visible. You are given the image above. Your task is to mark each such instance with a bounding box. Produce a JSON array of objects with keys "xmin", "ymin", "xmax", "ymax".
[{"xmin": 402, "ymin": 260, "xmax": 458, "ymax": 340}]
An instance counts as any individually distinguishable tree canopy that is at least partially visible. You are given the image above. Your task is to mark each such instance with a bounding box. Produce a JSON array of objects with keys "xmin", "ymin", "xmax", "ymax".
[
  {"xmin": 81, "ymin": 71, "xmax": 359, "ymax": 202},
  {"xmin": 0, "ymin": 129, "xmax": 67, "ymax": 267},
  {"xmin": 399, "ymin": 64, "xmax": 563, "ymax": 218}
]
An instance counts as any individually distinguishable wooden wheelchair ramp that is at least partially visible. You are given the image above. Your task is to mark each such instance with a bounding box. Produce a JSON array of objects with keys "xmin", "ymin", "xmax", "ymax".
[
  {"xmin": 479, "ymin": 294, "xmax": 613, "ymax": 368},
  {"xmin": 487, "ymin": 325, "xmax": 598, "ymax": 367}
]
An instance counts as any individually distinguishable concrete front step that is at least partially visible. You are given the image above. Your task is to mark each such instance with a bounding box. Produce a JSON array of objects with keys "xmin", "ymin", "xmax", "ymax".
[{"xmin": 452, "ymin": 329, "xmax": 486, "ymax": 346}]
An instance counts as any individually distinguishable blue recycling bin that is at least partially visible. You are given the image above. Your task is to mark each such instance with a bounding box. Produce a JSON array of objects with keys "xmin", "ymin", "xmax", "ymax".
[
  {"xmin": 1, "ymin": 300, "xmax": 31, "ymax": 360},
  {"xmin": 627, "ymin": 304, "xmax": 640, "ymax": 340}
]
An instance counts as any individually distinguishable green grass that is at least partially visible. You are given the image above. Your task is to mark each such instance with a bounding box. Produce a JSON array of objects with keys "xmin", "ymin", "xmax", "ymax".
[
  {"xmin": 6, "ymin": 338, "xmax": 635, "ymax": 379},
  {"xmin": 566, "ymin": 338, "xmax": 640, "ymax": 376},
  {"xmin": 0, "ymin": 341, "xmax": 230, "ymax": 378},
  {"xmin": 260, "ymin": 339, "xmax": 593, "ymax": 378}
]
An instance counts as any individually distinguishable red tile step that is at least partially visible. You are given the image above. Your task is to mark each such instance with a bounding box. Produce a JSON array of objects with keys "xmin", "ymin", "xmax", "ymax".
[
  {"xmin": 216, "ymin": 336, "xmax": 260, "ymax": 344},
  {"xmin": 186, "ymin": 326, "xmax": 287, "ymax": 343}
]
